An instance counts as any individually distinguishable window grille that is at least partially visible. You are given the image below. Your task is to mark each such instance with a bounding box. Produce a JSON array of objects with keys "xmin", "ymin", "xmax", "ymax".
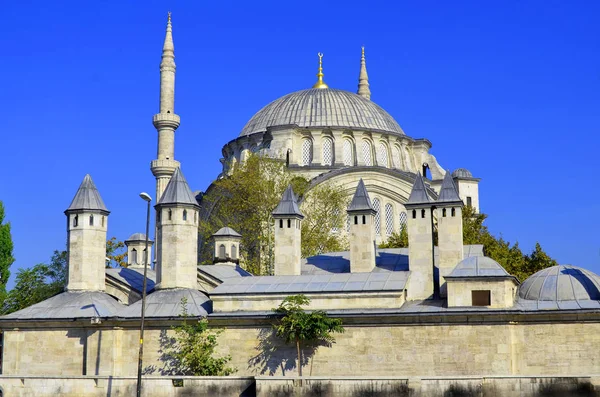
[
  {"xmin": 322, "ymin": 138, "xmax": 333, "ymax": 166},
  {"xmin": 373, "ymin": 198, "xmax": 381, "ymax": 234},
  {"xmin": 400, "ymin": 211, "xmax": 407, "ymax": 227},
  {"xmin": 393, "ymin": 146, "xmax": 402, "ymax": 169},
  {"xmin": 219, "ymin": 244, "xmax": 226, "ymax": 258},
  {"xmin": 131, "ymin": 249, "xmax": 138, "ymax": 264},
  {"xmin": 301, "ymin": 139, "xmax": 313, "ymax": 166},
  {"xmin": 385, "ymin": 204, "xmax": 394, "ymax": 235},
  {"xmin": 346, "ymin": 215, "xmax": 351, "ymax": 232},
  {"xmin": 343, "ymin": 140, "xmax": 353, "ymax": 166},
  {"xmin": 331, "ymin": 208, "xmax": 340, "ymax": 233},
  {"xmin": 377, "ymin": 143, "xmax": 389, "ymax": 167},
  {"xmin": 362, "ymin": 141, "xmax": 372, "ymax": 166}
]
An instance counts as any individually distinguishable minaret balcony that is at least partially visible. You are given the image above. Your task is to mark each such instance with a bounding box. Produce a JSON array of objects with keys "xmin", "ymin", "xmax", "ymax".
[
  {"xmin": 153, "ymin": 113, "xmax": 181, "ymax": 129},
  {"xmin": 151, "ymin": 159, "xmax": 180, "ymax": 176}
]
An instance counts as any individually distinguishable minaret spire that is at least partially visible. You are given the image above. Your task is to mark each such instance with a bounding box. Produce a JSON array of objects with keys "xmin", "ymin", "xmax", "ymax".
[
  {"xmin": 312, "ymin": 52, "xmax": 329, "ymax": 89},
  {"xmin": 357, "ymin": 46, "xmax": 371, "ymax": 100},
  {"xmin": 151, "ymin": 12, "xmax": 181, "ymax": 205}
]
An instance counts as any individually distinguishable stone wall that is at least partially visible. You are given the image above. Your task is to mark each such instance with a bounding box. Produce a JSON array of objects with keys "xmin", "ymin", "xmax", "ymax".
[{"xmin": 3, "ymin": 317, "xmax": 600, "ymax": 379}]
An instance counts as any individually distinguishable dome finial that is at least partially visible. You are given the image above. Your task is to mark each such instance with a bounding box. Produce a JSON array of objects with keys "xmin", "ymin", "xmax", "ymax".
[
  {"xmin": 357, "ymin": 46, "xmax": 371, "ymax": 100},
  {"xmin": 312, "ymin": 52, "xmax": 329, "ymax": 89}
]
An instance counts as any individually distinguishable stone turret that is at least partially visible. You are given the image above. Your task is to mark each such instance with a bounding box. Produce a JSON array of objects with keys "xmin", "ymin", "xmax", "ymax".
[
  {"xmin": 272, "ymin": 186, "xmax": 304, "ymax": 275},
  {"xmin": 124, "ymin": 233, "xmax": 154, "ymax": 268},
  {"xmin": 347, "ymin": 179, "xmax": 376, "ymax": 273},
  {"xmin": 64, "ymin": 174, "xmax": 110, "ymax": 291},
  {"xmin": 357, "ymin": 46, "xmax": 371, "ymax": 100},
  {"xmin": 155, "ymin": 168, "xmax": 199, "ymax": 289},
  {"xmin": 212, "ymin": 227, "xmax": 242, "ymax": 265},
  {"xmin": 405, "ymin": 172, "xmax": 435, "ymax": 300},
  {"xmin": 151, "ymin": 12, "xmax": 181, "ymax": 204},
  {"xmin": 436, "ymin": 171, "xmax": 464, "ymax": 298}
]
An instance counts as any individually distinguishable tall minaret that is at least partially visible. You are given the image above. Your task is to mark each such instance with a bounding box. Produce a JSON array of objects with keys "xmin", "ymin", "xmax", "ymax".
[
  {"xmin": 357, "ymin": 46, "xmax": 371, "ymax": 100},
  {"xmin": 151, "ymin": 12, "xmax": 181, "ymax": 202}
]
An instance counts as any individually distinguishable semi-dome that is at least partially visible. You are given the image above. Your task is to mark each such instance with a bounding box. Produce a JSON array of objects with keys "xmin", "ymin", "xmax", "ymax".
[
  {"xmin": 239, "ymin": 88, "xmax": 404, "ymax": 137},
  {"xmin": 519, "ymin": 265, "xmax": 600, "ymax": 301},
  {"xmin": 452, "ymin": 168, "xmax": 473, "ymax": 178},
  {"xmin": 125, "ymin": 233, "xmax": 150, "ymax": 242}
]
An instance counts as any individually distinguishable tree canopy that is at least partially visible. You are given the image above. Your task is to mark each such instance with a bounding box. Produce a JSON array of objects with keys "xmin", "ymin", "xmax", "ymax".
[
  {"xmin": 273, "ymin": 294, "xmax": 344, "ymax": 377},
  {"xmin": 199, "ymin": 155, "xmax": 348, "ymax": 275},
  {"xmin": 0, "ymin": 201, "xmax": 15, "ymax": 303}
]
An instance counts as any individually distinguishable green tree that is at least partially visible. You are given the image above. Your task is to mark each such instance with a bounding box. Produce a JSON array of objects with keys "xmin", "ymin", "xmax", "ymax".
[
  {"xmin": 273, "ymin": 294, "xmax": 344, "ymax": 377},
  {"xmin": 165, "ymin": 298, "xmax": 236, "ymax": 376},
  {"xmin": 0, "ymin": 201, "xmax": 15, "ymax": 304},
  {"xmin": 199, "ymin": 155, "xmax": 348, "ymax": 274},
  {"xmin": 378, "ymin": 225, "xmax": 409, "ymax": 249},
  {"xmin": 2, "ymin": 250, "xmax": 66, "ymax": 315},
  {"xmin": 106, "ymin": 237, "xmax": 127, "ymax": 267},
  {"xmin": 461, "ymin": 205, "xmax": 557, "ymax": 281}
]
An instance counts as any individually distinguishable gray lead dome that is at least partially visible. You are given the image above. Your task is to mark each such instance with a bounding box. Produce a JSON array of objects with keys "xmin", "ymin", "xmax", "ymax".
[
  {"xmin": 239, "ymin": 88, "xmax": 404, "ymax": 137},
  {"xmin": 519, "ymin": 265, "xmax": 600, "ymax": 301}
]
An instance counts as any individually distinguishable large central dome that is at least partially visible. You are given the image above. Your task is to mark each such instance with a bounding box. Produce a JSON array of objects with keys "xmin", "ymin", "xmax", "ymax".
[{"xmin": 239, "ymin": 88, "xmax": 404, "ymax": 137}]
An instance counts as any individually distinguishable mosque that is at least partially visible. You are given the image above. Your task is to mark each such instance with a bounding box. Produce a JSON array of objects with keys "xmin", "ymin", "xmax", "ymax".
[{"xmin": 0, "ymin": 14, "xmax": 599, "ymax": 397}]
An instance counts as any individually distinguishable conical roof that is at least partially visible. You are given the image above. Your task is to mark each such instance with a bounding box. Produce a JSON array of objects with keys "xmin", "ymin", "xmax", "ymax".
[
  {"xmin": 272, "ymin": 185, "xmax": 304, "ymax": 217},
  {"xmin": 348, "ymin": 179, "xmax": 375, "ymax": 212},
  {"xmin": 157, "ymin": 168, "xmax": 198, "ymax": 206},
  {"xmin": 213, "ymin": 227, "xmax": 242, "ymax": 238},
  {"xmin": 406, "ymin": 172, "xmax": 431, "ymax": 206},
  {"xmin": 437, "ymin": 171, "xmax": 463, "ymax": 205},
  {"xmin": 66, "ymin": 174, "xmax": 108, "ymax": 213}
]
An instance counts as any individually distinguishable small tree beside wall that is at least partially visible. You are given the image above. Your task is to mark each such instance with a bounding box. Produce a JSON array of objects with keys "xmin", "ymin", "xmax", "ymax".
[{"xmin": 273, "ymin": 294, "xmax": 344, "ymax": 377}]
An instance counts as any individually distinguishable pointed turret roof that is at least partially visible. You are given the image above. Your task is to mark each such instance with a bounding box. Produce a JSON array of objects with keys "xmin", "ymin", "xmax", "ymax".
[
  {"xmin": 437, "ymin": 171, "xmax": 463, "ymax": 205},
  {"xmin": 157, "ymin": 168, "xmax": 198, "ymax": 206},
  {"xmin": 348, "ymin": 179, "xmax": 375, "ymax": 212},
  {"xmin": 272, "ymin": 185, "xmax": 304, "ymax": 217},
  {"xmin": 357, "ymin": 47, "xmax": 371, "ymax": 100},
  {"xmin": 406, "ymin": 172, "xmax": 431, "ymax": 206},
  {"xmin": 66, "ymin": 174, "xmax": 109, "ymax": 213},
  {"xmin": 213, "ymin": 227, "xmax": 242, "ymax": 238},
  {"xmin": 162, "ymin": 12, "xmax": 174, "ymax": 58}
]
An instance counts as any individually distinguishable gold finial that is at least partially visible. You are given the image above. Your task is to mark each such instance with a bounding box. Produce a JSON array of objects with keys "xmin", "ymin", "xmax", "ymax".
[
  {"xmin": 361, "ymin": 46, "xmax": 365, "ymax": 57},
  {"xmin": 312, "ymin": 52, "xmax": 329, "ymax": 89},
  {"xmin": 168, "ymin": 11, "xmax": 172, "ymax": 22}
]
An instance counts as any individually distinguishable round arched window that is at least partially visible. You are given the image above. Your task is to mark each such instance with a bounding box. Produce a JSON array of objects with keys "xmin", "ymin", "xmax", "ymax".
[{"xmin": 301, "ymin": 139, "xmax": 313, "ymax": 166}]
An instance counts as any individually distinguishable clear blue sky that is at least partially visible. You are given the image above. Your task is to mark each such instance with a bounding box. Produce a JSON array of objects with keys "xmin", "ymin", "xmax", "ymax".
[{"xmin": 1, "ymin": 0, "xmax": 599, "ymax": 289}]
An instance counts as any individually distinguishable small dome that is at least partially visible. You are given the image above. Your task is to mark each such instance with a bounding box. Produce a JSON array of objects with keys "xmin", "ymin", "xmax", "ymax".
[
  {"xmin": 125, "ymin": 233, "xmax": 151, "ymax": 242},
  {"xmin": 240, "ymin": 88, "xmax": 404, "ymax": 137},
  {"xmin": 446, "ymin": 256, "xmax": 511, "ymax": 278},
  {"xmin": 452, "ymin": 168, "xmax": 473, "ymax": 178},
  {"xmin": 519, "ymin": 265, "xmax": 600, "ymax": 301}
]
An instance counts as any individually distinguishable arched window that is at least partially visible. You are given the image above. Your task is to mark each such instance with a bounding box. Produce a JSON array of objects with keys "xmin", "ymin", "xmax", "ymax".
[
  {"xmin": 385, "ymin": 204, "xmax": 394, "ymax": 236},
  {"xmin": 279, "ymin": 219, "xmax": 283, "ymax": 228},
  {"xmin": 442, "ymin": 208, "xmax": 447, "ymax": 217},
  {"xmin": 287, "ymin": 219, "xmax": 291, "ymax": 228},
  {"xmin": 404, "ymin": 146, "xmax": 412, "ymax": 171},
  {"xmin": 73, "ymin": 215, "xmax": 78, "ymax": 227},
  {"xmin": 399, "ymin": 211, "xmax": 407, "ymax": 228},
  {"xmin": 393, "ymin": 146, "xmax": 402, "ymax": 169},
  {"xmin": 89, "ymin": 215, "xmax": 94, "ymax": 226},
  {"xmin": 322, "ymin": 137, "xmax": 333, "ymax": 166},
  {"xmin": 421, "ymin": 209, "xmax": 426, "ymax": 218},
  {"xmin": 194, "ymin": 211, "xmax": 197, "ymax": 224},
  {"xmin": 101, "ymin": 216, "xmax": 105, "ymax": 227},
  {"xmin": 376, "ymin": 143, "xmax": 389, "ymax": 167},
  {"xmin": 451, "ymin": 208, "xmax": 456, "ymax": 217},
  {"xmin": 183, "ymin": 209, "xmax": 187, "ymax": 221},
  {"xmin": 231, "ymin": 245, "xmax": 237, "ymax": 259},
  {"xmin": 131, "ymin": 249, "xmax": 138, "ymax": 264},
  {"xmin": 362, "ymin": 140, "xmax": 373, "ymax": 166},
  {"xmin": 343, "ymin": 139, "xmax": 353, "ymax": 166},
  {"xmin": 143, "ymin": 248, "xmax": 147, "ymax": 264},
  {"xmin": 373, "ymin": 198, "xmax": 381, "ymax": 235},
  {"xmin": 168, "ymin": 209, "xmax": 172, "ymax": 220},
  {"xmin": 219, "ymin": 244, "xmax": 226, "ymax": 258},
  {"xmin": 412, "ymin": 209, "xmax": 416, "ymax": 219},
  {"xmin": 301, "ymin": 139, "xmax": 313, "ymax": 166}
]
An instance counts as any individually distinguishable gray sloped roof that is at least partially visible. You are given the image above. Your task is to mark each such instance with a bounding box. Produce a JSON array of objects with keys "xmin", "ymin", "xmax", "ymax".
[
  {"xmin": 272, "ymin": 185, "xmax": 304, "ymax": 217},
  {"xmin": 0, "ymin": 291, "xmax": 123, "ymax": 320},
  {"xmin": 452, "ymin": 168, "xmax": 473, "ymax": 178},
  {"xmin": 119, "ymin": 288, "xmax": 211, "ymax": 318},
  {"xmin": 406, "ymin": 172, "xmax": 431, "ymax": 206},
  {"xmin": 198, "ymin": 265, "xmax": 252, "ymax": 282},
  {"xmin": 239, "ymin": 88, "xmax": 404, "ymax": 137},
  {"xmin": 437, "ymin": 171, "xmax": 463, "ymax": 205},
  {"xmin": 446, "ymin": 256, "xmax": 513, "ymax": 279},
  {"xmin": 66, "ymin": 174, "xmax": 108, "ymax": 213},
  {"xmin": 157, "ymin": 168, "xmax": 199, "ymax": 206},
  {"xmin": 212, "ymin": 227, "xmax": 242, "ymax": 238},
  {"xmin": 210, "ymin": 271, "xmax": 409, "ymax": 296},
  {"xmin": 301, "ymin": 246, "xmax": 484, "ymax": 275},
  {"xmin": 347, "ymin": 179, "xmax": 375, "ymax": 212},
  {"xmin": 105, "ymin": 267, "xmax": 156, "ymax": 293},
  {"xmin": 519, "ymin": 265, "xmax": 600, "ymax": 301}
]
